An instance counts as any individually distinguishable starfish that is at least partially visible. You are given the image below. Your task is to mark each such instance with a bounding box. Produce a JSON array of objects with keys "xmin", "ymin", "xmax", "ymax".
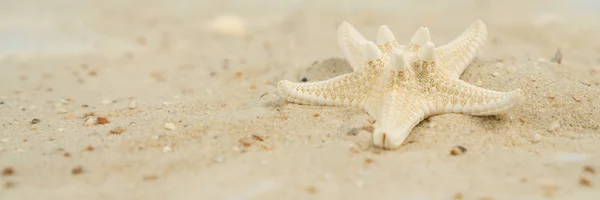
[{"xmin": 277, "ymin": 20, "xmax": 524, "ymax": 149}]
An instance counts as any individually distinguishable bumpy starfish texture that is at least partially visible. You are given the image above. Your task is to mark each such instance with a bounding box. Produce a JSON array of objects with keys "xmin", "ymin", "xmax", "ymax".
[{"xmin": 277, "ymin": 20, "xmax": 524, "ymax": 149}]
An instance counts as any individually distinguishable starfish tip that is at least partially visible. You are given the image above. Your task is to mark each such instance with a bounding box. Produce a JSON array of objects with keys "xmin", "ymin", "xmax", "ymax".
[
  {"xmin": 277, "ymin": 80, "xmax": 287, "ymax": 86},
  {"xmin": 410, "ymin": 26, "xmax": 432, "ymax": 45},
  {"xmin": 339, "ymin": 20, "xmax": 351, "ymax": 27},
  {"xmin": 376, "ymin": 25, "xmax": 396, "ymax": 45},
  {"xmin": 474, "ymin": 19, "xmax": 485, "ymax": 25},
  {"xmin": 418, "ymin": 41, "xmax": 436, "ymax": 61},
  {"xmin": 337, "ymin": 21, "xmax": 355, "ymax": 34},
  {"xmin": 389, "ymin": 49, "xmax": 407, "ymax": 71},
  {"xmin": 512, "ymin": 88, "xmax": 526, "ymax": 103},
  {"xmin": 372, "ymin": 129, "xmax": 405, "ymax": 149}
]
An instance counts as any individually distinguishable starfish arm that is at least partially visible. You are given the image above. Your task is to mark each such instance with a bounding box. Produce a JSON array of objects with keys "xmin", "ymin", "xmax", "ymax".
[
  {"xmin": 337, "ymin": 21, "xmax": 368, "ymax": 71},
  {"xmin": 431, "ymin": 78, "xmax": 523, "ymax": 116},
  {"xmin": 435, "ymin": 20, "xmax": 487, "ymax": 79},
  {"xmin": 372, "ymin": 90, "xmax": 429, "ymax": 149},
  {"xmin": 277, "ymin": 72, "xmax": 370, "ymax": 107}
]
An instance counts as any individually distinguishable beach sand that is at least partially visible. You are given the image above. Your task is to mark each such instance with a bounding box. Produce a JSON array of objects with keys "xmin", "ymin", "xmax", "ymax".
[{"xmin": 1, "ymin": 0, "xmax": 600, "ymax": 199}]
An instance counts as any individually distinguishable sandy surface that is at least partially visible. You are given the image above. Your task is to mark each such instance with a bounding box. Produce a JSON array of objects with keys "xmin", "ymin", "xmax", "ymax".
[{"xmin": 1, "ymin": 0, "xmax": 600, "ymax": 199}]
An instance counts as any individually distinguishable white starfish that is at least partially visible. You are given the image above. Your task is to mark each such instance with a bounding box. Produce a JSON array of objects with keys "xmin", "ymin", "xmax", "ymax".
[{"xmin": 277, "ymin": 20, "xmax": 524, "ymax": 149}]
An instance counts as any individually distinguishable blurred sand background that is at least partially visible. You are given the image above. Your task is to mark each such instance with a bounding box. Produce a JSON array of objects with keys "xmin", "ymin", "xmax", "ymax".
[{"xmin": 1, "ymin": 0, "xmax": 600, "ymax": 199}]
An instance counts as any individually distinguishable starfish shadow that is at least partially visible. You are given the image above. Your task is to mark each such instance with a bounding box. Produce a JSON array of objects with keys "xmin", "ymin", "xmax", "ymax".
[
  {"xmin": 264, "ymin": 57, "xmax": 355, "ymax": 109},
  {"xmin": 472, "ymin": 114, "xmax": 514, "ymax": 130},
  {"xmin": 296, "ymin": 57, "xmax": 353, "ymax": 82}
]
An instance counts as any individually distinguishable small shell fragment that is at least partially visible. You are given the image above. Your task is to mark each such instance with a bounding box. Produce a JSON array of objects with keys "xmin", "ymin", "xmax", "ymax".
[
  {"xmin": 109, "ymin": 127, "xmax": 125, "ymax": 135},
  {"xmin": 164, "ymin": 123, "xmax": 176, "ymax": 130},
  {"xmin": 531, "ymin": 132, "xmax": 542, "ymax": 143},
  {"xmin": 206, "ymin": 14, "xmax": 247, "ymax": 37},
  {"xmin": 450, "ymin": 145, "xmax": 467, "ymax": 156},
  {"xmin": 547, "ymin": 121, "xmax": 560, "ymax": 132},
  {"xmin": 84, "ymin": 117, "xmax": 97, "ymax": 126},
  {"xmin": 97, "ymin": 117, "xmax": 110, "ymax": 125},
  {"xmin": 128, "ymin": 100, "xmax": 137, "ymax": 109}
]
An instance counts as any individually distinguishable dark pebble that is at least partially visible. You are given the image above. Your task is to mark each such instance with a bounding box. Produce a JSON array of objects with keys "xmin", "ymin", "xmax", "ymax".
[
  {"xmin": 301, "ymin": 77, "xmax": 308, "ymax": 82},
  {"xmin": 550, "ymin": 49, "xmax": 562, "ymax": 64},
  {"xmin": 347, "ymin": 128, "xmax": 360, "ymax": 136}
]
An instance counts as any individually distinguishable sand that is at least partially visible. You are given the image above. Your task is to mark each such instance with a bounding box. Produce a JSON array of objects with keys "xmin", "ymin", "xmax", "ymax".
[{"xmin": 1, "ymin": 0, "xmax": 600, "ymax": 199}]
